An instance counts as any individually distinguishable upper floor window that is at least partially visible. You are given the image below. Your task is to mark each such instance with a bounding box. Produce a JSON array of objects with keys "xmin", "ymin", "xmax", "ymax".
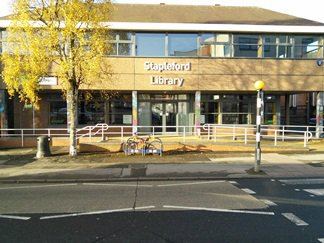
[
  {"xmin": 263, "ymin": 35, "xmax": 293, "ymax": 58},
  {"xmin": 233, "ymin": 35, "xmax": 259, "ymax": 58},
  {"xmin": 2, "ymin": 28, "xmax": 323, "ymax": 60},
  {"xmin": 200, "ymin": 33, "xmax": 231, "ymax": 57},
  {"xmin": 294, "ymin": 36, "xmax": 322, "ymax": 59},
  {"xmin": 0, "ymin": 31, "xmax": 11, "ymax": 54},
  {"xmin": 168, "ymin": 33, "xmax": 198, "ymax": 57},
  {"xmin": 108, "ymin": 31, "xmax": 134, "ymax": 56},
  {"xmin": 136, "ymin": 33, "xmax": 165, "ymax": 56}
]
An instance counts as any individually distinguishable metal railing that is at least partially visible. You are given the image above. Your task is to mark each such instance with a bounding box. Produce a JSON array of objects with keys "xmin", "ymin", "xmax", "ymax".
[
  {"xmin": 0, "ymin": 128, "xmax": 69, "ymax": 147},
  {"xmin": 0, "ymin": 123, "xmax": 322, "ymax": 148},
  {"xmin": 202, "ymin": 124, "xmax": 314, "ymax": 148},
  {"xmin": 76, "ymin": 123, "xmax": 109, "ymax": 142}
]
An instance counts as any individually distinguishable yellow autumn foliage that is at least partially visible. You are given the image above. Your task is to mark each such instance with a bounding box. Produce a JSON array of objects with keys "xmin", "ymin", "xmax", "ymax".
[{"xmin": 1, "ymin": 0, "xmax": 112, "ymax": 108}]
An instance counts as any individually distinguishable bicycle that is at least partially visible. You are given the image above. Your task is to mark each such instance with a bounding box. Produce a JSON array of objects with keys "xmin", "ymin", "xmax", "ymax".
[
  {"xmin": 144, "ymin": 136, "xmax": 163, "ymax": 156},
  {"xmin": 123, "ymin": 134, "xmax": 163, "ymax": 156},
  {"xmin": 123, "ymin": 134, "xmax": 147, "ymax": 156}
]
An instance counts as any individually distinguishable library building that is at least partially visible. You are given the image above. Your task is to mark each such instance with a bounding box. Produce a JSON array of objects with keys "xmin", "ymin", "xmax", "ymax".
[{"xmin": 0, "ymin": 3, "xmax": 324, "ymax": 132}]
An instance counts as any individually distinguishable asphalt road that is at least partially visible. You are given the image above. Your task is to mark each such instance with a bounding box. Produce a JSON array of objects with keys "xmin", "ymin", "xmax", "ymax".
[{"xmin": 0, "ymin": 178, "xmax": 324, "ymax": 243}]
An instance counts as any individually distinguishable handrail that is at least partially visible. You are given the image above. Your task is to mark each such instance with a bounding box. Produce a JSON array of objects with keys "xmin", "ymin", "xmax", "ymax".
[
  {"xmin": 76, "ymin": 123, "xmax": 109, "ymax": 141},
  {"xmin": 202, "ymin": 124, "xmax": 316, "ymax": 148},
  {"xmin": 0, "ymin": 123, "xmax": 322, "ymax": 148}
]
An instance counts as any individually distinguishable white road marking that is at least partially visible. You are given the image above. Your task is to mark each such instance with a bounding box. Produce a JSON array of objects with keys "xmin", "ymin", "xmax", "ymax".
[
  {"xmin": 228, "ymin": 181, "xmax": 238, "ymax": 184},
  {"xmin": 304, "ymin": 189, "xmax": 324, "ymax": 196},
  {"xmin": 0, "ymin": 215, "xmax": 31, "ymax": 220},
  {"xmin": 40, "ymin": 206, "xmax": 156, "ymax": 220},
  {"xmin": 281, "ymin": 213, "xmax": 309, "ymax": 226},
  {"xmin": 0, "ymin": 184, "xmax": 78, "ymax": 190},
  {"xmin": 271, "ymin": 179, "xmax": 276, "ymax": 182},
  {"xmin": 157, "ymin": 181, "xmax": 225, "ymax": 187},
  {"xmin": 279, "ymin": 179, "xmax": 324, "ymax": 185},
  {"xmin": 261, "ymin": 199, "xmax": 278, "ymax": 206},
  {"xmin": 83, "ymin": 183, "xmax": 153, "ymax": 188},
  {"xmin": 163, "ymin": 205, "xmax": 274, "ymax": 216},
  {"xmin": 318, "ymin": 238, "xmax": 324, "ymax": 243},
  {"xmin": 241, "ymin": 188, "xmax": 256, "ymax": 194},
  {"xmin": 295, "ymin": 189, "xmax": 301, "ymax": 191}
]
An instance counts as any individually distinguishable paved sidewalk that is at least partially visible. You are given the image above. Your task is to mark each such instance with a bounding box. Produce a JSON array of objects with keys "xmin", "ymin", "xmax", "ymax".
[{"xmin": 0, "ymin": 145, "xmax": 324, "ymax": 182}]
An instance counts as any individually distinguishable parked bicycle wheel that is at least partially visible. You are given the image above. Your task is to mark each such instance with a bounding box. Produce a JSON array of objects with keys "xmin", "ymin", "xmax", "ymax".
[
  {"xmin": 127, "ymin": 141, "xmax": 138, "ymax": 155},
  {"xmin": 145, "ymin": 139, "xmax": 163, "ymax": 156},
  {"xmin": 123, "ymin": 136, "xmax": 135, "ymax": 153}
]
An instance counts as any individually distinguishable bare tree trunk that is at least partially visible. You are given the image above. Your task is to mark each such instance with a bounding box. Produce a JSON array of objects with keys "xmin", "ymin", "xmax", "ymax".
[{"xmin": 67, "ymin": 86, "xmax": 78, "ymax": 156}]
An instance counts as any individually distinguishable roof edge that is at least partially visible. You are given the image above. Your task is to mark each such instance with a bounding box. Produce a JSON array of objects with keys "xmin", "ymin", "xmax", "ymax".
[{"xmin": 1, "ymin": 20, "xmax": 324, "ymax": 34}]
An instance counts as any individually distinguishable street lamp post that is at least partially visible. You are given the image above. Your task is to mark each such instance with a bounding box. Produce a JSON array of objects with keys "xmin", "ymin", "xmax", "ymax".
[{"xmin": 254, "ymin": 80, "xmax": 264, "ymax": 173}]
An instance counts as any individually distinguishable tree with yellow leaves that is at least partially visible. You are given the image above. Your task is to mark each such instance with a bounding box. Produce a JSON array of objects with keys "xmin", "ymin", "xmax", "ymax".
[{"xmin": 1, "ymin": 0, "xmax": 112, "ymax": 156}]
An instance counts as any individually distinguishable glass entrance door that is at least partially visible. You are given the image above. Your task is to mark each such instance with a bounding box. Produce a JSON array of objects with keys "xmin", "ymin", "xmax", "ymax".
[{"xmin": 151, "ymin": 102, "xmax": 177, "ymax": 133}]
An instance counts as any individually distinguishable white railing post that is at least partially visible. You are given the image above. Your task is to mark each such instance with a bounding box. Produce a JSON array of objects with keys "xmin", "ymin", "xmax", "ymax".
[
  {"xmin": 21, "ymin": 129, "xmax": 24, "ymax": 148},
  {"xmin": 101, "ymin": 125, "xmax": 104, "ymax": 141},
  {"xmin": 121, "ymin": 126, "xmax": 124, "ymax": 143},
  {"xmin": 244, "ymin": 128, "xmax": 247, "ymax": 145},
  {"xmin": 89, "ymin": 126, "xmax": 92, "ymax": 142},
  {"xmin": 306, "ymin": 126, "xmax": 311, "ymax": 142},
  {"xmin": 153, "ymin": 126, "xmax": 155, "ymax": 137},
  {"xmin": 274, "ymin": 130, "xmax": 277, "ymax": 146},
  {"xmin": 207, "ymin": 124, "xmax": 210, "ymax": 140},
  {"xmin": 183, "ymin": 126, "xmax": 186, "ymax": 143},
  {"xmin": 48, "ymin": 129, "xmax": 50, "ymax": 138},
  {"xmin": 304, "ymin": 131, "xmax": 307, "ymax": 148},
  {"xmin": 282, "ymin": 126, "xmax": 285, "ymax": 142}
]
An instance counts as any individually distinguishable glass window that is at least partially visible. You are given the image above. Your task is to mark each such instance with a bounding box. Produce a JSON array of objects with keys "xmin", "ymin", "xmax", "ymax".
[
  {"xmin": 49, "ymin": 101, "xmax": 67, "ymax": 125},
  {"xmin": 108, "ymin": 31, "xmax": 134, "ymax": 56},
  {"xmin": 118, "ymin": 43, "xmax": 132, "ymax": 56},
  {"xmin": 221, "ymin": 95, "xmax": 251, "ymax": 124},
  {"xmin": 278, "ymin": 45, "xmax": 292, "ymax": 58},
  {"xmin": 233, "ymin": 35, "xmax": 259, "ymax": 57},
  {"xmin": 149, "ymin": 94, "xmax": 189, "ymax": 100},
  {"xmin": 138, "ymin": 94, "xmax": 151, "ymax": 100},
  {"xmin": 214, "ymin": 34, "xmax": 231, "ymax": 57},
  {"xmin": 138, "ymin": 102, "xmax": 151, "ymax": 133},
  {"xmin": 201, "ymin": 94, "xmax": 219, "ymax": 124},
  {"xmin": 222, "ymin": 95, "xmax": 249, "ymax": 113},
  {"xmin": 263, "ymin": 36, "xmax": 276, "ymax": 58},
  {"xmin": 109, "ymin": 31, "xmax": 132, "ymax": 41},
  {"xmin": 200, "ymin": 33, "xmax": 215, "ymax": 57},
  {"xmin": 109, "ymin": 31, "xmax": 118, "ymax": 41},
  {"xmin": 168, "ymin": 33, "xmax": 198, "ymax": 56},
  {"xmin": 109, "ymin": 43, "xmax": 117, "ymax": 55},
  {"xmin": 108, "ymin": 43, "xmax": 133, "ymax": 56},
  {"xmin": 200, "ymin": 33, "xmax": 231, "ymax": 57},
  {"xmin": 78, "ymin": 101, "xmax": 105, "ymax": 125},
  {"xmin": 107, "ymin": 95, "xmax": 132, "ymax": 125},
  {"xmin": 0, "ymin": 31, "xmax": 15, "ymax": 54},
  {"xmin": 222, "ymin": 95, "xmax": 238, "ymax": 112},
  {"xmin": 119, "ymin": 32, "xmax": 132, "ymax": 41},
  {"xmin": 136, "ymin": 33, "xmax": 165, "ymax": 56},
  {"xmin": 294, "ymin": 36, "xmax": 321, "ymax": 59},
  {"xmin": 263, "ymin": 35, "xmax": 292, "ymax": 58}
]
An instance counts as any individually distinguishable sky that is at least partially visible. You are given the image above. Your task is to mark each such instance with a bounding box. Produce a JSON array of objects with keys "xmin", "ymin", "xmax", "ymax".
[{"xmin": 1, "ymin": 0, "xmax": 324, "ymax": 23}]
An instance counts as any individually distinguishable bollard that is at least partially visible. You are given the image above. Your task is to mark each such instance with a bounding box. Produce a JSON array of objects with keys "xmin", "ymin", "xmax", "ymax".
[{"xmin": 36, "ymin": 136, "xmax": 51, "ymax": 158}]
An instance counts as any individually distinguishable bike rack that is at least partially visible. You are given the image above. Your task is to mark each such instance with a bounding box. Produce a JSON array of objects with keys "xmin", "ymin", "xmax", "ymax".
[{"xmin": 124, "ymin": 137, "xmax": 163, "ymax": 157}]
